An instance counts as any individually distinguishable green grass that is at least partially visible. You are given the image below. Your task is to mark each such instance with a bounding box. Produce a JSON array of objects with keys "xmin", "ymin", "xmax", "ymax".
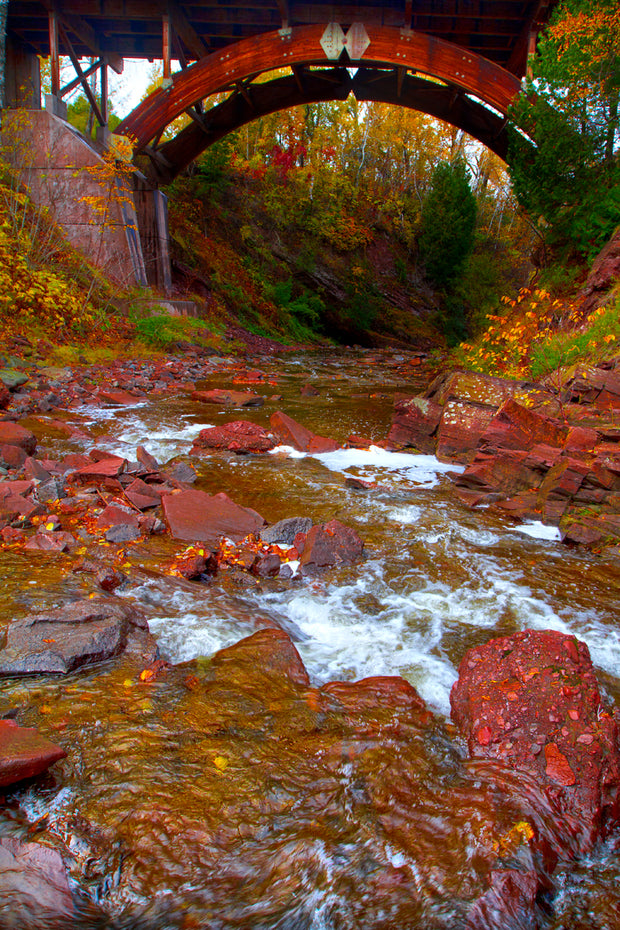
[{"xmin": 529, "ymin": 294, "xmax": 620, "ymax": 379}]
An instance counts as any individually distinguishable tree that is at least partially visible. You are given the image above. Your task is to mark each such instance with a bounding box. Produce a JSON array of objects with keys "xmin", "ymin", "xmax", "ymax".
[
  {"xmin": 418, "ymin": 158, "xmax": 477, "ymax": 287},
  {"xmin": 508, "ymin": 0, "xmax": 620, "ymax": 263}
]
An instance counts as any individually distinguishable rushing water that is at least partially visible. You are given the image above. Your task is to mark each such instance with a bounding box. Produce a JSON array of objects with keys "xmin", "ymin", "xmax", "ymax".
[{"xmin": 0, "ymin": 349, "xmax": 619, "ymax": 928}]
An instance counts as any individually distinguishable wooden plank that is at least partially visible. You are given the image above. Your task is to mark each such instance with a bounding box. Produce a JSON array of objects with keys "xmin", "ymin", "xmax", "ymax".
[
  {"xmin": 48, "ymin": 9, "xmax": 60, "ymax": 96},
  {"xmin": 58, "ymin": 22, "xmax": 105, "ymax": 124},
  {"xmin": 116, "ymin": 23, "xmax": 522, "ymax": 148}
]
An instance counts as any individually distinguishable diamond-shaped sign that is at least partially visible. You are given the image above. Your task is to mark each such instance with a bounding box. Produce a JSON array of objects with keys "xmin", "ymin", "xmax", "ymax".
[
  {"xmin": 345, "ymin": 23, "xmax": 370, "ymax": 60},
  {"xmin": 321, "ymin": 23, "xmax": 346, "ymax": 60}
]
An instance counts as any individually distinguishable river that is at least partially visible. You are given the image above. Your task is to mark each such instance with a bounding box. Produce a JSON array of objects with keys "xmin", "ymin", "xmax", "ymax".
[{"xmin": 0, "ymin": 349, "xmax": 619, "ymax": 928}]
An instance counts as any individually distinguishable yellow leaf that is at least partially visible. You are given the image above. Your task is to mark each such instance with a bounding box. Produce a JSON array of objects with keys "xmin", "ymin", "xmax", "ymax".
[{"xmin": 214, "ymin": 755, "xmax": 229, "ymax": 771}]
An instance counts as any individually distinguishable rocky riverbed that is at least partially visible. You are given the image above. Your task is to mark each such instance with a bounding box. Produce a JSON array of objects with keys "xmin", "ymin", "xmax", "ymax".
[{"xmin": 0, "ymin": 340, "xmax": 619, "ymax": 929}]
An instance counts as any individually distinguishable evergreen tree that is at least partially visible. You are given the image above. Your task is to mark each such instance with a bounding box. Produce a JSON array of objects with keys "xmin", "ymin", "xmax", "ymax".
[
  {"xmin": 508, "ymin": 0, "xmax": 620, "ymax": 263},
  {"xmin": 418, "ymin": 158, "xmax": 477, "ymax": 287}
]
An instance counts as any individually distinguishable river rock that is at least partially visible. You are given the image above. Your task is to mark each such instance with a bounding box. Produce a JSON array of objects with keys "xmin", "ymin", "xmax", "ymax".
[
  {"xmin": 193, "ymin": 420, "xmax": 277, "ymax": 453},
  {"xmin": 387, "ymin": 396, "xmax": 442, "ymax": 453},
  {"xmin": 191, "ymin": 388, "xmax": 264, "ymax": 407},
  {"xmin": 0, "ymin": 443, "xmax": 28, "ymax": 468},
  {"xmin": 270, "ymin": 410, "xmax": 340, "ymax": 453},
  {"xmin": 0, "ymin": 422, "xmax": 37, "ymax": 455},
  {"xmin": 260, "ymin": 516, "xmax": 313, "ymax": 545},
  {"xmin": 0, "ymin": 719, "xmax": 66, "ymax": 786},
  {"xmin": 450, "ymin": 629, "xmax": 620, "ymax": 855},
  {"xmin": 0, "ymin": 369, "xmax": 29, "ymax": 390},
  {"xmin": 66, "ymin": 454, "xmax": 127, "ymax": 483},
  {"xmin": 0, "ymin": 382, "xmax": 10, "ymax": 409},
  {"xmin": 162, "ymin": 489, "xmax": 266, "ymax": 546},
  {"xmin": 0, "ymin": 838, "xmax": 73, "ymax": 927},
  {"xmin": 299, "ymin": 519, "xmax": 364, "ymax": 573},
  {"xmin": 0, "ymin": 598, "xmax": 157, "ymax": 675}
]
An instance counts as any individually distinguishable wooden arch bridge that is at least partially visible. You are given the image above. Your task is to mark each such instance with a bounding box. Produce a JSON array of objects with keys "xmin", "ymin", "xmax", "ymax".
[{"xmin": 6, "ymin": 0, "xmax": 556, "ymax": 183}]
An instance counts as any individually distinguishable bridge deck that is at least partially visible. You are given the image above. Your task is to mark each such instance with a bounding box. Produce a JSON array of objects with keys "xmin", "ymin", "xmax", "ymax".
[{"xmin": 8, "ymin": 0, "xmax": 555, "ymax": 77}]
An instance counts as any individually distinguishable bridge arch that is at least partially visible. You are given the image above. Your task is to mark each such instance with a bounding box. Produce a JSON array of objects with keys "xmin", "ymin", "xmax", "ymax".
[{"xmin": 117, "ymin": 24, "xmax": 521, "ymax": 182}]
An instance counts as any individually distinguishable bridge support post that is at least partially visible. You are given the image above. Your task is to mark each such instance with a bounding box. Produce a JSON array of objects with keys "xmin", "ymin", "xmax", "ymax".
[
  {"xmin": 132, "ymin": 179, "xmax": 173, "ymax": 293},
  {"xmin": 3, "ymin": 33, "xmax": 41, "ymax": 110}
]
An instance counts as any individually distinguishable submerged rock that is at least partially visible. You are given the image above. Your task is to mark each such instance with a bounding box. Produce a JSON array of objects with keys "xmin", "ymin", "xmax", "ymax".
[
  {"xmin": 0, "ymin": 838, "xmax": 73, "ymax": 927},
  {"xmin": 0, "ymin": 719, "xmax": 66, "ymax": 786},
  {"xmin": 270, "ymin": 410, "xmax": 340, "ymax": 453},
  {"xmin": 191, "ymin": 388, "xmax": 264, "ymax": 407},
  {"xmin": 0, "ymin": 598, "xmax": 157, "ymax": 675}
]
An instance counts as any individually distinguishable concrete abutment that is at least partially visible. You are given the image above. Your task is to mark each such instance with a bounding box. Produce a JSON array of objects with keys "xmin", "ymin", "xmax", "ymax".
[{"xmin": 0, "ymin": 107, "xmax": 172, "ymax": 294}]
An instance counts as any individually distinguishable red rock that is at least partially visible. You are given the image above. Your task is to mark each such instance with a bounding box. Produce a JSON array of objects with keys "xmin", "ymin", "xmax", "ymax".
[
  {"xmin": 1, "ymin": 526, "xmax": 25, "ymax": 543},
  {"xmin": 270, "ymin": 410, "xmax": 339, "ymax": 453},
  {"xmin": 0, "ymin": 422, "xmax": 37, "ymax": 455},
  {"xmin": 211, "ymin": 628, "xmax": 311, "ymax": 688},
  {"xmin": 24, "ymin": 532, "xmax": 73, "ymax": 552},
  {"xmin": 191, "ymin": 388, "xmax": 264, "ymax": 407},
  {"xmin": 450, "ymin": 629, "xmax": 620, "ymax": 853},
  {"xmin": 387, "ymin": 396, "xmax": 442, "ymax": 453},
  {"xmin": 136, "ymin": 445, "xmax": 160, "ymax": 471},
  {"xmin": 0, "ymin": 480, "xmax": 34, "ymax": 499},
  {"xmin": 545, "ymin": 742, "xmax": 576, "ymax": 786},
  {"xmin": 67, "ymin": 455, "xmax": 127, "ymax": 483},
  {"xmin": 124, "ymin": 478, "xmax": 162, "ymax": 510},
  {"xmin": 162, "ymin": 489, "xmax": 266, "ymax": 546},
  {"xmin": 436, "ymin": 401, "xmax": 498, "ymax": 464},
  {"xmin": 193, "ymin": 420, "xmax": 277, "ymax": 454},
  {"xmin": 96, "ymin": 503, "xmax": 140, "ymax": 529},
  {"xmin": 577, "ymin": 228, "xmax": 620, "ymax": 314},
  {"xmin": 322, "ymin": 676, "xmax": 428, "ymax": 715},
  {"xmin": 299, "ymin": 519, "xmax": 364, "ymax": 573},
  {"xmin": 479, "ymin": 398, "xmax": 569, "ymax": 453},
  {"xmin": 300, "ymin": 383, "xmax": 320, "ymax": 396},
  {"xmin": 97, "ymin": 389, "xmax": 141, "ymax": 405},
  {"xmin": 0, "ymin": 442, "xmax": 28, "ymax": 467},
  {"xmin": 0, "ymin": 494, "xmax": 44, "ymax": 520},
  {"xmin": 0, "ymin": 382, "xmax": 10, "ymax": 410},
  {"xmin": 0, "ymin": 719, "xmax": 66, "ymax": 786}
]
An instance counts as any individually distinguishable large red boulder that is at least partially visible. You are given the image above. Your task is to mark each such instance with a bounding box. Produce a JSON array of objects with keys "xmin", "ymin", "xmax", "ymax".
[
  {"xmin": 193, "ymin": 420, "xmax": 277, "ymax": 454},
  {"xmin": 0, "ymin": 422, "xmax": 37, "ymax": 455},
  {"xmin": 299, "ymin": 519, "xmax": 364, "ymax": 573},
  {"xmin": 450, "ymin": 629, "xmax": 620, "ymax": 855},
  {"xmin": 0, "ymin": 719, "xmax": 66, "ymax": 786},
  {"xmin": 162, "ymin": 489, "xmax": 266, "ymax": 545},
  {"xmin": 270, "ymin": 410, "xmax": 340, "ymax": 453}
]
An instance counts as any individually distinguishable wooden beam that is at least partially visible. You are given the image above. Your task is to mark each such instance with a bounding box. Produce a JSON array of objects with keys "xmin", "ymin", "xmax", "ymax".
[
  {"xmin": 116, "ymin": 24, "xmax": 522, "ymax": 150},
  {"xmin": 100, "ymin": 59, "xmax": 108, "ymax": 125},
  {"xmin": 162, "ymin": 10, "xmax": 172, "ymax": 85},
  {"xmin": 60, "ymin": 57, "xmax": 101, "ymax": 98},
  {"xmin": 167, "ymin": 1, "xmax": 209, "ymax": 60},
  {"xmin": 276, "ymin": 0, "xmax": 291, "ymax": 28},
  {"xmin": 48, "ymin": 9, "xmax": 60, "ymax": 96},
  {"xmin": 61, "ymin": 12, "xmax": 124, "ymax": 74},
  {"xmin": 148, "ymin": 67, "xmax": 510, "ymax": 185},
  {"xmin": 58, "ymin": 22, "xmax": 105, "ymax": 125}
]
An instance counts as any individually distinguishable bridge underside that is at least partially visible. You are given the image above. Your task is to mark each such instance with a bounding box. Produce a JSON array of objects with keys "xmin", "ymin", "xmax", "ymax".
[
  {"xmin": 116, "ymin": 24, "xmax": 521, "ymax": 184},
  {"xmin": 145, "ymin": 67, "xmax": 510, "ymax": 186}
]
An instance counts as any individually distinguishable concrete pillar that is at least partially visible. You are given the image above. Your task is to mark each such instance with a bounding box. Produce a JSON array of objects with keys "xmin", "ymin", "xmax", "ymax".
[
  {"xmin": 132, "ymin": 177, "xmax": 172, "ymax": 293},
  {"xmin": 3, "ymin": 33, "xmax": 41, "ymax": 110}
]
